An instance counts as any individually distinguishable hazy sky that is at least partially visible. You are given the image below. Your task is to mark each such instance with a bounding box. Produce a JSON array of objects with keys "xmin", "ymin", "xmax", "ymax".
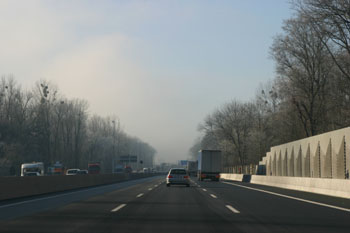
[{"xmin": 0, "ymin": 0, "xmax": 292, "ymax": 163}]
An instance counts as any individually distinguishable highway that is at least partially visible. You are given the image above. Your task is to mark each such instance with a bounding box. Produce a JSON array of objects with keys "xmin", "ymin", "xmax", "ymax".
[{"xmin": 1, "ymin": 176, "xmax": 350, "ymax": 233}]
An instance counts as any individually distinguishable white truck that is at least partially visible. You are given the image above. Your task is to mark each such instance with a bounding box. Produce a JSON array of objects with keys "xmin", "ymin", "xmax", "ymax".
[
  {"xmin": 197, "ymin": 150, "xmax": 221, "ymax": 181},
  {"xmin": 21, "ymin": 162, "xmax": 44, "ymax": 176}
]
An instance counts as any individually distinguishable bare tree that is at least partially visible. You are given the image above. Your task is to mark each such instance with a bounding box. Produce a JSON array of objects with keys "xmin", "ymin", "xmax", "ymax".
[
  {"xmin": 271, "ymin": 15, "xmax": 333, "ymax": 136},
  {"xmin": 0, "ymin": 76, "xmax": 156, "ymax": 175},
  {"xmin": 201, "ymin": 101, "xmax": 256, "ymax": 166},
  {"xmin": 297, "ymin": 0, "xmax": 350, "ymax": 80}
]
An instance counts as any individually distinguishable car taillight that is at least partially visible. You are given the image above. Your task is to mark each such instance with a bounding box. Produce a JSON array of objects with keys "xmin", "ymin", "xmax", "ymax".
[
  {"xmin": 168, "ymin": 175, "xmax": 173, "ymax": 178},
  {"xmin": 184, "ymin": 176, "xmax": 189, "ymax": 179},
  {"xmin": 215, "ymin": 174, "xmax": 220, "ymax": 178},
  {"xmin": 201, "ymin": 174, "xmax": 206, "ymax": 178}
]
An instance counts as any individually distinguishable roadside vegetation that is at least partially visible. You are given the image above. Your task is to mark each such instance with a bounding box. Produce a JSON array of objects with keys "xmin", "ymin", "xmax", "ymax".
[
  {"xmin": 0, "ymin": 78, "xmax": 156, "ymax": 175},
  {"xmin": 191, "ymin": 0, "xmax": 350, "ymax": 167}
]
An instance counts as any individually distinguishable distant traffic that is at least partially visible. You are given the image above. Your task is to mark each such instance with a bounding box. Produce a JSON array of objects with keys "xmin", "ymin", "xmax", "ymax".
[{"xmin": 20, "ymin": 161, "xmax": 159, "ymax": 176}]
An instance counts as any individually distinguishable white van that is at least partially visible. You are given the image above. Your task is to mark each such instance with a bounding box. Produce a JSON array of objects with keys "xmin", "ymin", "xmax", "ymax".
[{"xmin": 21, "ymin": 162, "xmax": 44, "ymax": 176}]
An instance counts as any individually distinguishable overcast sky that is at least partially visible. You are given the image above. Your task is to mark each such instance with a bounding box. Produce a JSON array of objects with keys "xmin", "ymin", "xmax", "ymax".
[{"xmin": 0, "ymin": 0, "xmax": 292, "ymax": 164}]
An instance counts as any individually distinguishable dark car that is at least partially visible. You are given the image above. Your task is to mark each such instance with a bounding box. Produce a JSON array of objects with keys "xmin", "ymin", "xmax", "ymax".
[
  {"xmin": 25, "ymin": 172, "xmax": 40, "ymax": 176},
  {"xmin": 66, "ymin": 169, "xmax": 80, "ymax": 175}
]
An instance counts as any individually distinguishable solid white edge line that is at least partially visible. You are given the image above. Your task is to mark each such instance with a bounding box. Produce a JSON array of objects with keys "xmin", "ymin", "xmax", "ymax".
[
  {"xmin": 222, "ymin": 181, "xmax": 350, "ymax": 213},
  {"xmin": 202, "ymin": 188, "xmax": 207, "ymax": 192},
  {"xmin": 226, "ymin": 204, "xmax": 240, "ymax": 213},
  {"xmin": 111, "ymin": 204, "xmax": 126, "ymax": 212},
  {"xmin": 210, "ymin": 194, "xmax": 217, "ymax": 199},
  {"xmin": 136, "ymin": 193, "xmax": 144, "ymax": 198}
]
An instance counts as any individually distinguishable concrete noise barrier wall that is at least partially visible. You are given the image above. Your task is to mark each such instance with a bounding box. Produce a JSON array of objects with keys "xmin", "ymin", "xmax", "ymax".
[
  {"xmin": 220, "ymin": 173, "xmax": 243, "ymax": 182},
  {"xmin": 221, "ymin": 173, "xmax": 350, "ymax": 199},
  {"xmin": 260, "ymin": 127, "xmax": 350, "ymax": 179},
  {"xmin": 0, "ymin": 173, "xmax": 156, "ymax": 201}
]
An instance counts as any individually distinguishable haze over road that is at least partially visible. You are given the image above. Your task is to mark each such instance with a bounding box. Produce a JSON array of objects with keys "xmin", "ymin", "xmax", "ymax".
[
  {"xmin": 0, "ymin": 0, "xmax": 292, "ymax": 163},
  {"xmin": 1, "ymin": 177, "xmax": 349, "ymax": 233}
]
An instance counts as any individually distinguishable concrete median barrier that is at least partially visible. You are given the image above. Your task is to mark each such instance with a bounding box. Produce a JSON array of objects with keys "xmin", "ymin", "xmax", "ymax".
[
  {"xmin": 221, "ymin": 173, "xmax": 350, "ymax": 199},
  {"xmin": 220, "ymin": 173, "xmax": 243, "ymax": 181},
  {"xmin": 0, "ymin": 173, "xmax": 157, "ymax": 201}
]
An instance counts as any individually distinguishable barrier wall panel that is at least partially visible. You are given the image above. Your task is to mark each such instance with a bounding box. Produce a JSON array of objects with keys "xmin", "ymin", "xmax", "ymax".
[
  {"xmin": 275, "ymin": 152, "xmax": 278, "ymax": 176},
  {"xmin": 300, "ymin": 140, "xmax": 309, "ymax": 177},
  {"xmin": 267, "ymin": 152, "xmax": 271, "ymax": 176},
  {"xmin": 289, "ymin": 148, "xmax": 295, "ymax": 177},
  {"xmin": 304, "ymin": 144, "xmax": 311, "ymax": 177},
  {"xmin": 345, "ymin": 131, "xmax": 350, "ymax": 177},
  {"xmin": 283, "ymin": 149, "xmax": 288, "ymax": 176},
  {"xmin": 336, "ymin": 136, "xmax": 345, "ymax": 179},
  {"xmin": 322, "ymin": 139, "xmax": 332, "ymax": 178},
  {"xmin": 316, "ymin": 143, "xmax": 321, "ymax": 178},
  {"xmin": 330, "ymin": 134, "xmax": 339, "ymax": 178},
  {"xmin": 296, "ymin": 146, "xmax": 302, "ymax": 177},
  {"xmin": 278, "ymin": 151, "xmax": 282, "ymax": 176}
]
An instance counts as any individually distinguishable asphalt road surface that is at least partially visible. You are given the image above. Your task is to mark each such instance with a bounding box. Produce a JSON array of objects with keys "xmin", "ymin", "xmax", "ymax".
[{"xmin": 1, "ymin": 176, "xmax": 350, "ymax": 233}]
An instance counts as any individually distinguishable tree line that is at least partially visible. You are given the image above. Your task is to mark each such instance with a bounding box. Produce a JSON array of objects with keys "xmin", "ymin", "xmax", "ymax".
[
  {"xmin": 191, "ymin": 0, "xmax": 350, "ymax": 168},
  {"xmin": 0, "ymin": 77, "xmax": 156, "ymax": 175}
]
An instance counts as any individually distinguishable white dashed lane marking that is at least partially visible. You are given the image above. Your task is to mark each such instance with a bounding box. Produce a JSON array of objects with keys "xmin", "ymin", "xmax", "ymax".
[
  {"xmin": 226, "ymin": 205, "xmax": 240, "ymax": 214},
  {"xmin": 136, "ymin": 193, "xmax": 144, "ymax": 198},
  {"xmin": 111, "ymin": 204, "xmax": 126, "ymax": 212}
]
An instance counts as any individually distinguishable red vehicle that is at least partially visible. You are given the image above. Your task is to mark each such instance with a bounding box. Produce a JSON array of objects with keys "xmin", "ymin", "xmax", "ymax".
[
  {"xmin": 124, "ymin": 165, "xmax": 132, "ymax": 173},
  {"xmin": 88, "ymin": 163, "xmax": 101, "ymax": 174}
]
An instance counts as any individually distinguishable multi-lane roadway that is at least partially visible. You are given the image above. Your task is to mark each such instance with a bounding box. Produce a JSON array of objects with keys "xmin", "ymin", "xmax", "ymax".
[{"xmin": 1, "ymin": 176, "xmax": 350, "ymax": 232}]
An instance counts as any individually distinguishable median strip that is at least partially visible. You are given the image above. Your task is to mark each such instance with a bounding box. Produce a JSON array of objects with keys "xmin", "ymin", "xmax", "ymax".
[
  {"xmin": 111, "ymin": 204, "xmax": 126, "ymax": 212},
  {"xmin": 226, "ymin": 204, "xmax": 240, "ymax": 213},
  {"xmin": 222, "ymin": 181, "xmax": 350, "ymax": 213}
]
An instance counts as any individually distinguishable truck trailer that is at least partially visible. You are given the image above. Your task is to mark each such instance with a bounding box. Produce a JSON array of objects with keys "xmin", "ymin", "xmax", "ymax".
[
  {"xmin": 197, "ymin": 150, "xmax": 221, "ymax": 181},
  {"xmin": 21, "ymin": 162, "xmax": 44, "ymax": 176},
  {"xmin": 88, "ymin": 162, "xmax": 101, "ymax": 174},
  {"xmin": 186, "ymin": 161, "xmax": 198, "ymax": 177}
]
